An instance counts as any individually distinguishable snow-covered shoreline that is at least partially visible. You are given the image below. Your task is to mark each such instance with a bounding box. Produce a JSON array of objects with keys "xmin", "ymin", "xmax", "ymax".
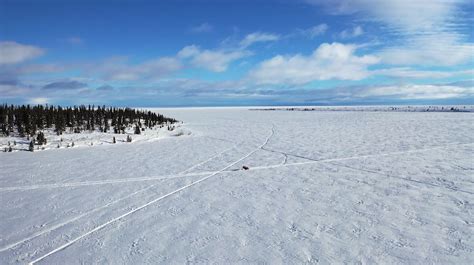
[
  {"xmin": 0, "ymin": 123, "xmax": 191, "ymax": 153},
  {"xmin": 250, "ymin": 105, "xmax": 474, "ymax": 112}
]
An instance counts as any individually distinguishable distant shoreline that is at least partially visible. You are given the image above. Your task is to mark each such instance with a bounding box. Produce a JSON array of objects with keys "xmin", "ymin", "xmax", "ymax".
[
  {"xmin": 140, "ymin": 104, "xmax": 474, "ymax": 110},
  {"xmin": 248, "ymin": 105, "xmax": 474, "ymax": 113}
]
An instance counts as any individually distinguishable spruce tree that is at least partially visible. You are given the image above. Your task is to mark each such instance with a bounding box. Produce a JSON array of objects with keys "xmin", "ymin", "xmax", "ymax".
[
  {"xmin": 0, "ymin": 104, "xmax": 177, "ymax": 143},
  {"xmin": 37, "ymin": 132, "xmax": 46, "ymax": 145}
]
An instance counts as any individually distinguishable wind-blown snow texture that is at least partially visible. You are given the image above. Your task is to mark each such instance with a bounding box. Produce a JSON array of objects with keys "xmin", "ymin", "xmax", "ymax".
[{"xmin": 1, "ymin": 108, "xmax": 473, "ymax": 264}]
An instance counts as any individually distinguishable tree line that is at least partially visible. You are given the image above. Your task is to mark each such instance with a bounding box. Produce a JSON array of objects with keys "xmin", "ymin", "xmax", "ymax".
[{"xmin": 0, "ymin": 104, "xmax": 177, "ymax": 138}]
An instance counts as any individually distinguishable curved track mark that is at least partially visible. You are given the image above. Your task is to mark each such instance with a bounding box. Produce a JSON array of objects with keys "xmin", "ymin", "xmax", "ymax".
[{"xmin": 28, "ymin": 126, "xmax": 275, "ymax": 264}]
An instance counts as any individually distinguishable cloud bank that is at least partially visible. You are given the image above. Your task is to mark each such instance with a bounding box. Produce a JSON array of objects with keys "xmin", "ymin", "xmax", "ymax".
[
  {"xmin": 0, "ymin": 42, "xmax": 44, "ymax": 65},
  {"xmin": 250, "ymin": 43, "xmax": 379, "ymax": 85}
]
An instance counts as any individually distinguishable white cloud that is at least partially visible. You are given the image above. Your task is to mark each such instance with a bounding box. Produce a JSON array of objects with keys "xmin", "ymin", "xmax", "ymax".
[
  {"xmin": 239, "ymin": 32, "xmax": 280, "ymax": 48},
  {"xmin": 15, "ymin": 64, "xmax": 63, "ymax": 74},
  {"xmin": 378, "ymin": 34, "xmax": 473, "ymax": 66},
  {"xmin": 250, "ymin": 42, "xmax": 379, "ymax": 85},
  {"xmin": 177, "ymin": 45, "xmax": 200, "ymax": 58},
  {"xmin": 359, "ymin": 0, "xmax": 465, "ymax": 35},
  {"xmin": 357, "ymin": 84, "xmax": 473, "ymax": 99},
  {"xmin": 373, "ymin": 67, "xmax": 473, "ymax": 79},
  {"xmin": 303, "ymin": 24, "xmax": 329, "ymax": 38},
  {"xmin": 339, "ymin": 25, "xmax": 363, "ymax": 38},
  {"xmin": 306, "ymin": 0, "xmax": 472, "ymax": 66},
  {"xmin": 310, "ymin": 24, "xmax": 329, "ymax": 36},
  {"xmin": 29, "ymin": 97, "xmax": 49, "ymax": 104},
  {"xmin": 0, "ymin": 41, "xmax": 44, "ymax": 65},
  {"xmin": 305, "ymin": 0, "xmax": 466, "ymax": 34},
  {"xmin": 178, "ymin": 45, "xmax": 250, "ymax": 72},
  {"xmin": 93, "ymin": 56, "xmax": 182, "ymax": 81},
  {"xmin": 0, "ymin": 84, "xmax": 32, "ymax": 97},
  {"xmin": 176, "ymin": 32, "xmax": 279, "ymax": 72},
  {"xmin": 0, "ymin": 63, "xmax": 64, "ymax": 88},
  {"xmin": 190, "ymin": 23, "xmax": 213, "ymax": 33}
]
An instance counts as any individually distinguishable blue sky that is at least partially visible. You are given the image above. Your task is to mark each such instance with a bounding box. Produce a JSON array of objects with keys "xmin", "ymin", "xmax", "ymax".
[{"xmin": 0, "ymin": 0, "xmax": 473, "ymax": 106}]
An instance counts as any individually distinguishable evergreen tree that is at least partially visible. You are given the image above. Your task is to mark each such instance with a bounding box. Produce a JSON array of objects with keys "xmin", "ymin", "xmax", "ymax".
[
  {"xmin": 134, "ymin": 124, "xmax": 141, "ymax": 134},
  {"xmin": 0, "ymin": 104, "xmax": 177, "ymax": 145},
  {"xmin": 37, "ymin": 132, "xmax": 46, "ymax": 145},
  {"xmin": 28, "ymin": 141, "xmax": 34, "ymax": 152}
]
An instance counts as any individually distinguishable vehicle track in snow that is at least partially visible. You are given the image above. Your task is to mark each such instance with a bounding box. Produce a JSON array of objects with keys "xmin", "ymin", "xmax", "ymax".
[
  {"xmin": 0, "ymin": 143, "xmax": 238, "ymax": 255},
  {"xmin": 254, "ymin": 142, "xmax": 474, "ymax": 195},
  {"xmin": 0, "ymin": 172, "xmax": 211, "ymax": 192},
  {"xmin": 27, "ymin": 125, "xmax": 276, "ymax": 265},
  {"xmin": 328, "ymin": 161, "xmax": 474, "ymax": 195},
  {"xmin": 261, "ymin": 146, "xmax": 318, "ymax": 162},
  {"xmin": 250, "ymin": 142, "xmax": 474, "ymax": 171},
  {"xmin": 2, "ymin": 142, "xmax": 472, "ymax": 192},
  {"xmin": 4, "ymin": 126, "xmax": 471, "ymax": 263}
]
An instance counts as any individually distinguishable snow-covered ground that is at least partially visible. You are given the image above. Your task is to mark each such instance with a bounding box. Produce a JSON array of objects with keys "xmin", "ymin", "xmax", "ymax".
[
  {"xmin": 0, "ymin": 123, "xmax": 190, "ymax": 153},
  {"xmin": 0, "ymin": 107, "xmax": 473, "ymax": 264}
]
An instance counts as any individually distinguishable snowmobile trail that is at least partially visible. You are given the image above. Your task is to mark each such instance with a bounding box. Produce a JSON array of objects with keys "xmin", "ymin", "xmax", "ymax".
[
  {"xmin": 0, "ymin": 145, "xmax": 239, "ymax": 192},
  {"xmin": 249, "ymin": 142, "xmax": 474, "ymax": 171},
  {"xmin": 1, "ymin": 144, "xmax": 238, "ymax": 255},
  {"xmin": 329, "ymin": 161, "xmax": 474, "ymax": 195},
  {"xmin": 263, "ymin": 142, "xmax": 474, "ymax": 164},
  {"xmin": 2, "ymin": 109, "xmax": 472, "ymax": 264},
  {"xmin": 0, "ymin": 173, "xmax": 208, "ymax": 192},
  {"xmin": 27, "ymin": 125, "xmax": 275, "ymax": 265},
  {"xmin": 4, "ymin": 141, "xmax": 471, "ymax": 193},
  {"xmin": 262, "ymin": 146, "xmax": 318, "ymax": 162}
]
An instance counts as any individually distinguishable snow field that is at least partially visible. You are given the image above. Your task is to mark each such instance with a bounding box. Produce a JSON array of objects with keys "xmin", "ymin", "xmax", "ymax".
[{"xmin": 0, "ymin": 108, "xmax": 473, "ymax": 264}]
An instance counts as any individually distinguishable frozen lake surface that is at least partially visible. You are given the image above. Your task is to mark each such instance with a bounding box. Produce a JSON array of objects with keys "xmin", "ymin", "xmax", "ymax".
[{"xmin": 1, "ymin": 108, "xmax": 473, "ymax": 264}]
